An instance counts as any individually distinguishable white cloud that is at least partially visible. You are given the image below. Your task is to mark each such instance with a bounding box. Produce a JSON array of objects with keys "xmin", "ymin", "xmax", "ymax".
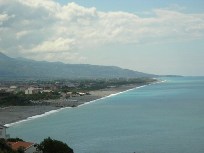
[
  {"xmin": 0, "ymin": 0, "xmax": 204, "ymax": 62},
  {"xmin": 16, "ymin": 30, "xmax": 30, "ymax": 39},
  {"xmin": 0, "ymin": 13, "xmax": 9, "ymax": 22},
  {"xmin": 31, "ymin": 37, "xmax": 76, "ymax": 52},
  {"xmin": 31, "ymin": 51, "xmax": 86, "ymax": 63},
  {"xmin": 0, "ymin": 13, "xmax": 15, "ymax": 25},
  {"xmin": 56, "ymin": 2, "xmax": 97, "ymax": 21}
]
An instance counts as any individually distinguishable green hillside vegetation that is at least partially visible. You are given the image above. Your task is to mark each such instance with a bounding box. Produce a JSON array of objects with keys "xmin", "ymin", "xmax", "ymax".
[
  {"xmin": 0, "ymin": 92, "xmax": 31, "ymax": 106},
  {"xmin": 61, "ymin": 78, "xmax": 156, "ymax": 92},
  {"xmin": 0, "ymin": 92, "xmax": 60, "ymax": 106}
]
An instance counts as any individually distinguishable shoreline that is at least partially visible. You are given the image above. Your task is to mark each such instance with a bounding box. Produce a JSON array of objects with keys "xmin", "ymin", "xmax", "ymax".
[
  {"xmin": 78, "ymin": 84, "xmax": 148, "ymax": 107},
  {"xmin": 4, "ymin": 106, "xmax": 70, "ymax": 127},
  {"xmin": 2, "ymin": 80, "xmax": 166, "ymax": 127}
]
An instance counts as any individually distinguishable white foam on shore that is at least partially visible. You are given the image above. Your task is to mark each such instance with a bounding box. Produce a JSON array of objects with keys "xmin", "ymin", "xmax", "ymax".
[
  {"xmin": 5, "ymin": 107, "xmax": 71, "ymax": 127},
  {"xmin": 78, "ymin": 84, "xmax": 148, "ymax": 107},
  {"xmin": 79, "ymin": 79, "xmax": 167, "ymax": 107},
  {"xmin": 153, "ymin": 79, "xmax": 167, "ymax": 84},
  {"xmin": 5, "ymin": 79, "xmax": 167, "ymax": 127}
]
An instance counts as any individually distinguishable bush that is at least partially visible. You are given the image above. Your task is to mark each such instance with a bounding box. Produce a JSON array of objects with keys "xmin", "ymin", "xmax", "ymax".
[
  {"xmin": 0, "ymin": 138, "xmax": 24, "ymax": 153},
  {"xmin": 0, "ymin": 138, "xmax": 13, "ymax": 153},
  {"xmin": 37, "ymin": 137, "xmax": 74, "ymax": 153},
  {"xmin": 7, "ymin": 138, "xmax": 24, "ymax": 142}
]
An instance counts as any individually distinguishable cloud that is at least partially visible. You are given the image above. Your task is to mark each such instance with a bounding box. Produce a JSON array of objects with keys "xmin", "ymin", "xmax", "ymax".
[
  {"xmin": 0, "ymin": 13, "xmax": 9, "ymax": 22},
  {"xmin": 56, "ymin": 2, "xmax": 97, "ymax": 21},
  {"xmin": 29, "ymin": 51, "xmax": 87, "ymax": 63},
  {"xmin": 0, "ymin": 13, "xmax": 15, "ymax": 25},
  {"xmin": 16, "ymin": 30, "xmax": 30, "ymax": 39},
  {"xmin": 0, "ymin": 0, "xmax": 204, "ymax": 62},
  {"xmin": 31, "ymin": 37, "xmax": 76, "ymax": 52}
]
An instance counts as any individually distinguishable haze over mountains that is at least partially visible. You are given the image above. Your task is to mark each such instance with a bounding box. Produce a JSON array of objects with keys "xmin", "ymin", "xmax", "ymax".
[{"xmin": 0, "ymin": 52, "xmax": 156, "ymax": 80}]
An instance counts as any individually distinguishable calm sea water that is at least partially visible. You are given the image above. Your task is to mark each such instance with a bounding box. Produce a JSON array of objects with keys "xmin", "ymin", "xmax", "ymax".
[{"xmin": 8, "ymin": 77, "xmax": 204, "ymax": 153}]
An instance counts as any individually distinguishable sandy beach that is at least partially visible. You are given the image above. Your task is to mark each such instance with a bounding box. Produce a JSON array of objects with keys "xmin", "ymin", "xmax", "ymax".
[{"xmin": 0, "ymin": 84, "xmax": 143, "ymax": 125}]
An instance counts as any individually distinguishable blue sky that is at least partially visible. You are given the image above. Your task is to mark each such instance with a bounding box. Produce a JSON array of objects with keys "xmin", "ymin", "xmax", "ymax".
[
  {"xmin": 57, "ymin": 0, "xmax": 204, "ymax": 13},
  {"xmin": 0, "ymin": 0, "xmax": 204, "ymax": 76}
]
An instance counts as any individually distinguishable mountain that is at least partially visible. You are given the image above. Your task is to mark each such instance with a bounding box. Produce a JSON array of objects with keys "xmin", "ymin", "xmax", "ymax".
[
  {"xmin": 0, "ymin": 52, "xmax": 156, "ymax": 80},
  {"xmin": 0, "ymin": 52, "xmax": 14, "ymax": 61}
]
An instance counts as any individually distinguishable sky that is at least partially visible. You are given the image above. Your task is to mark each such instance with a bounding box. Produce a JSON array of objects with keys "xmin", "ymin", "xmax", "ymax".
[{"xmin": 0, "ymin": 0, "xmax": 204, "ymax": 76}]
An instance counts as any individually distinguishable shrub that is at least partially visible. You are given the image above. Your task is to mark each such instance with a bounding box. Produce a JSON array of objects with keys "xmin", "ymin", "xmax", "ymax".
[{"xmin": 37, "ymin": 137, "xmax": 74, "ymax": 153}]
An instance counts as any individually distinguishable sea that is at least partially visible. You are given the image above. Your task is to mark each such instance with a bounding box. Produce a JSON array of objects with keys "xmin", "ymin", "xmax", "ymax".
[{"xmin": 7, "ymin": 77, "xmax": 204, "ymax": 153}]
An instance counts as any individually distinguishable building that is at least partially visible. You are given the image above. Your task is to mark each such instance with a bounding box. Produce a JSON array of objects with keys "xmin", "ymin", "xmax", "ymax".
[
  {"xmin": 66, "ymin": 92, "xmax": 72, "ymax": 97},
  {"xmin": 0, "ymin": 87, "xmax": 9, "ymax": 91},
  {"xmin": 8, "ymin": 141, "xmax": 37, "ymax": 153},
  {"xmin": 10, "ymin": 86, "xmax": 17, "ymax": 89},
  {"xmin": 41, "ymin": 89, "xmax": 52, "ymax": 93},
  {"xmin": 25, "ymin": 87, "xmax": 32, "ymax": 94},
  {"xmin": 25, "ymin": 87, "xmax": 42, "ymax": 95},
  {"xmin": 77, "ymin": 92, "xmax": 86, "ymax": 96},
  {"xmin": 5, "ymin": 86, "xmax": 18, "ymax": 93},
  {"xmin": 0, "ymin": 124, "xmax": 10, "ymax": 139}
]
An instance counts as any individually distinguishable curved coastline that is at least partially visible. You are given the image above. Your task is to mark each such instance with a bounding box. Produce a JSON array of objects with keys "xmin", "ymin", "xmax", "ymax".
[
  {"xmin": 78, "ymin": 84, "xmax": 147, "ymax": 107},
  {"xmin": 4, "ymin": 79, "xmax": 166, "ymax": 127},
  {"xmin": 4, "ymin": 107, "xmax": 71, "ymax": 127},
  {"xmin": 78, "ymin": 79, "xmax": 166, "ymax": 107}
]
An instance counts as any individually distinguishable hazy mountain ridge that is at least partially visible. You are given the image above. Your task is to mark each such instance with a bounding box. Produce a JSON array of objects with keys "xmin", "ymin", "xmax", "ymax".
[{"xmin": 0, "ymin": 52, "xmax": 156, "ymax": 80}]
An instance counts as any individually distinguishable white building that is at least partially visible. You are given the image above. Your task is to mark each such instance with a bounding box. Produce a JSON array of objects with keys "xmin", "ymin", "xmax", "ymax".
[
  {"xmin": 66, "ymin": 92, "xmax": 72, "ymax": 97},
  {"xmin": 5, "ymin": 86, "xmax": 18, "ymax": 92},
  {"xmin": 25, "ymin": 87, "xmax": 42, "ymax": 95},
  {"xmin": 10, "ymin": 86, "xmax": 17, "ymax": 89},
  {"xmin": 0, "ymin": 87, "xmax": 9, "ymax": 91},
  {"xmin": 25, "ymin": 87, "xmax": 34, "ymax": 94},
  {"xmin": 41, "ymin": 89, "xmax": 52, "ymax": 93},
  {"xmin": 0, "ymin": 124, "xmax": 9, "ymax": 139}
]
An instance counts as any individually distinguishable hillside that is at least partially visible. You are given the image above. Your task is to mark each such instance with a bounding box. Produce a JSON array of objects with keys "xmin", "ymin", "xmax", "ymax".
[{"xmin": 0, "ymin": 52, "xmax": 156, "ymax": 80}]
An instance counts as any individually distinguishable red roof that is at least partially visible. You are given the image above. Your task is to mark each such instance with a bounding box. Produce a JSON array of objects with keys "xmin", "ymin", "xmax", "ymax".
[{"xmin": 8, "ymin": 141, "xmax": 34, "ymax": 150}]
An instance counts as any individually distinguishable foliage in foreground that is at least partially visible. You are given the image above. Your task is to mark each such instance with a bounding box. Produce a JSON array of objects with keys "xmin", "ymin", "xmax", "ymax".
[
  {"xmin": 0, "ymin": 139, "xmax": 24, "ymax": 153},
  {"xmin": 37, "ymin": 137, "xmax": 74, "ymax": 153},
  {"xmin": 6, "ymin": 138, "xmax": 24, "ymax": 142},
  {"xmin": 0, "ymin": 137, "xmax": 74, "ymax": 153}
]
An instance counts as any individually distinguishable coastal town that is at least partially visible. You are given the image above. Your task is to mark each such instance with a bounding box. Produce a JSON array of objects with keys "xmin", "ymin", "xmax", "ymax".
[
  {"xmin": 0, "ymin": 78, "xmax": 156, "ymax": 153},
  {"xmin": 0, "ymin": 78, "xmax": 156, "ymax": 107},
  {"xmin": 0, "ymin": 78, "xmax": 157, "ymax": 124}
]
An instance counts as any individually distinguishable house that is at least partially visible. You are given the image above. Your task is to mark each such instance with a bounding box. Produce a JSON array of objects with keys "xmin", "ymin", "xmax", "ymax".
[
  {"xmin": 0, "ymin": 87, "xmax": 9, "ymax": 91},
  {"xmin": 10, "ymin": 86, "xmax": 17, "ymax": 90},
  {"xmin": 8, "ymin": 141, "xmax": 37, "ymax": 153},
  {"xmin": 77, "ymin": 92, "xmax": 86, "ymax": 96},
  {"xmin": 0, "ymin": 124, "xmax": 10, "ymax": 139},
  {"xmin": 5, "ymin": 86, "xmax": 18, "ymax": 92},
  {"xmin": 66, "ymin": 92, "xmax": 72, "ymax": 97},
  {"xmin": 41, "ymin": 89, "xmax": 52, "ymax": 93},
  {"xmin": 25, "ymin": 87, "xmax": 33, "ymax": 94},
  {"xmin": 25, "ymin": 87, "xmax": 42, "ymax": 95}
]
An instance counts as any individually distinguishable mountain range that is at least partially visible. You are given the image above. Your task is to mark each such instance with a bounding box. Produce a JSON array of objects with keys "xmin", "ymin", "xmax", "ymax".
[{"xmin": 0, "ymin": 52, "xmax": 156, "ymax": 80}]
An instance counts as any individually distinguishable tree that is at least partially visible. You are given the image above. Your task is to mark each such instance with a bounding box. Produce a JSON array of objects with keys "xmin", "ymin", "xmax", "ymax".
[
  {"xmin": 0, "ymin": 138, "xmax": 13, "ymax": 153},
  {"xmin": 7, "ymin": 138, "xmax": 24, "ymax": 142},
  {"xmin": 37, "ymin": 137, "xmax": 74, "ymax": 153},
  {"xmin": 0, "ymin": 138, "xmax": 24, "ymax": 153},
  {"xmin": 16, "ymin": 147, "xmax": 24, "ymax": 153}
]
